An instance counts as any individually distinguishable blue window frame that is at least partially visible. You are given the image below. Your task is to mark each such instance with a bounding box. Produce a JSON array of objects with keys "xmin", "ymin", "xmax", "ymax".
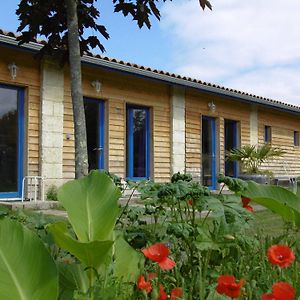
[
  {"xmin": 84, "ymin": 98, "xmax": 105, "ymax": 171},
  {"xmin": 264, "ymin": 126, "xmax": 272, "ymax": 143},
  {"xmin": 294, "ymin": 131, "xmax": 299, "ymax": 147},
  {"xmin": 127, "ymin": 106, "xmax": 150, "ymax": 180},
  {"xmin": 202, "ymin": 116, "xmax": 217, "ymax": 189},
  {"xmin": 0, "ymin": 85, "xmax": 24, "ymax": 199}
]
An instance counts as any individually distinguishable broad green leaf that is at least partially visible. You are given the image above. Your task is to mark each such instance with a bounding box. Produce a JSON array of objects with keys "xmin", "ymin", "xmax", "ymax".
[
  {"xmin": 58, "ymin": 263, "xmax": 89, "ymax": 300},
  {"xmin": 223, "ymin": 194, "xmax": 253, "ymax": 220},
  {"xmin": 244, "ymin": 181, "xmax": 300, "ymax": 226},
  {"xmin": 114, "ymin": 234, "xmax": 144, "ymax": 282},
  {"xmin": 0, "ymin": 218, "xmax": 58, "ymax": 300},
  {"xmin": 47, "ymin": 222, "xmax": 113, "ymax": 269},
  {"xmin": 203, "ymin": 196, "xmax": 224, "ymax": 217},
  {"xmin": 195, "ymin": 226, "xmax": 220, "ymax": 250},
  {"xmin": 58, "ymin": 170, "xmax": 121, "ymax": 242}
]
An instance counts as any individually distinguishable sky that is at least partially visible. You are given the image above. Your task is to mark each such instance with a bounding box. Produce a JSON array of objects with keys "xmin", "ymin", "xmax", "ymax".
[{"xmin": 1, "ymin": 0, "xmax": 300, "ymax": 106}]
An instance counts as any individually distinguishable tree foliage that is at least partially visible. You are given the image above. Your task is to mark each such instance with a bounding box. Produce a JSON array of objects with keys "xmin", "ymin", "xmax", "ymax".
[
  {"xmin": 16, "ymin": 0, "xmax": 212, "ymax": 56},
  {"xmin": 16, "ymin": 0, "xmax": 212, "ymax": 177},
  {"xmin": 16, "ymin": 0, "xmax": 109, "ymax": 59}
]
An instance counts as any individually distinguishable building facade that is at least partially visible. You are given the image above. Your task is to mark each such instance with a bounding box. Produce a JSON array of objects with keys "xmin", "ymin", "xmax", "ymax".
[{"xmin": 0, "ymin": 30, "xmax": 300, "ymax": 199}]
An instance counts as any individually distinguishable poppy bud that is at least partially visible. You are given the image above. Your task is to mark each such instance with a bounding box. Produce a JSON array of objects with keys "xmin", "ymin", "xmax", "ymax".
[{"xmin": 224, "ymin": 234, "xmax": 235, "ymax": 240}]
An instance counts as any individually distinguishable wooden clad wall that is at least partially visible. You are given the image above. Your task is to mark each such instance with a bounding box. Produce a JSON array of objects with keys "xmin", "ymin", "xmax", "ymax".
[
  {"xmin": 258, "ymin": 108, "xmax": 300, "ymax": 176},
  {"xmin": 185, "ymin": 90, "xmax": 251, "ymax": 181},
  {"xmin": 0, "ymin": 48, "xmax": 40, "ymax": 178},
  {"xmin": 63, "ymin": 66, "xmax": 171, "ymax": 182}
]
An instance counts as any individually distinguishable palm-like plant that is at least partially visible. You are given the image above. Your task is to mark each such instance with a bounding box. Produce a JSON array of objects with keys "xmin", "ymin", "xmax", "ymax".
[{"xmin": 226, "ymin": 144, "xmax": 285, "ymax": 174}]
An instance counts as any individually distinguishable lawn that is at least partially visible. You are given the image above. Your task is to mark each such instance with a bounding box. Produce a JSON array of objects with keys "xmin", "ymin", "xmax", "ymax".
[{"xmin": 251, "ymin": 209, "xmax": 286, "ymax": 235}]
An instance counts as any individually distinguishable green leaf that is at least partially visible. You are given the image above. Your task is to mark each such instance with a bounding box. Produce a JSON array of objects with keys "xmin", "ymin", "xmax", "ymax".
[
  {"xmin": 114, "ymin": 234, "xmax": 144, "ymax": 282},
  {"xmin": 47, "ymin": 222, "xmax": 113, "ymax": 269},
  {"xmin": 58, "ymin": 170, "xmax": 121, "ymax": 242},
  {"xmin": 203, "ymin": 196, "xmax": 224, "ymax": 217},
  {"xmin": 244, "ymin": 182, "xmax": 300, "ymax": 226},
  {"xmin": 0, "ymin": 218, "xmax": 58, "ymax": 300},
  {"xmin": 195, "ymin": 226, "xmax": 220, "ymax": 250},
  {"xmin": 58, "ymin": 263, "xmax": 89, "ymax": 300}
]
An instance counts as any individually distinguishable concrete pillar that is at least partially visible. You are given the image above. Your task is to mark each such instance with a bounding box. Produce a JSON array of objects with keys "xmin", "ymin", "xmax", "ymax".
[
  {"xmin": 250, "ymin": 106, "xmax": 258, "ymax": 146},
  {"xmin": 171, "ymin": 86, "xmax": 185, "ymax": 175},
  {"xmin": 40, "ymin": 58, "xmax": 64, "ymax": 188}
]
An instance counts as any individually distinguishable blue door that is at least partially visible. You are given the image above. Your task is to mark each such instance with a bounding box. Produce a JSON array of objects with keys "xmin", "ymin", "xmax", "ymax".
[
  {"xmin": 84, "ymin": 98, "xmax": 105, "ymax": 171},
  {"xmin": 225, "ymin": 119, "xmax": 239, "ymax": 177},
  {"xmin": 0, "ymin": 85, "xmax": 24, "ymax": 198},
  {"xmin": 127, "ymin": 106, "xmax": 150, "ymax": 180},
  {"xmin": 202, "ymin": 116, "xmax": 217, "ymax": 189}
]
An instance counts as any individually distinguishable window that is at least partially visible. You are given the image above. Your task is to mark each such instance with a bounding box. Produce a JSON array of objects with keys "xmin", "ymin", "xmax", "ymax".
[
  {"xmin": 127, "ymin": 106, "xmax": 150, "ymax": 179},
  {"xmin": 264, "ymin": 126, "xmax": 272, "ymax": 144},
  {"xmin": 294, "ymin": 131, "xmax": 299, "ymax": 146}
]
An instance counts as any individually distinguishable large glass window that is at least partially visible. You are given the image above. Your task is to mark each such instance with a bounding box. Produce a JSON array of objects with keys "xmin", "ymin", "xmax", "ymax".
[
  {"xmin": 0, "ymin": 85, "xmax": 24, "ymax": 198},
  {"xmin": 127, "ymin": 106, "xmax": 150, "ymax": 179}
]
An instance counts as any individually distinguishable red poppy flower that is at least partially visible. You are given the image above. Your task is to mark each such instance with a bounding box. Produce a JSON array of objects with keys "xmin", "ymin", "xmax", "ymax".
[
  {"xmin": 261, "ymin": 294, "xmax": 275, "ymax": 300},
  {"xmin": 137, "ymin": 275, "xmax": 152, "ymax": 294},
  {"xmin": 241, "ymin": 196, "xmax": 254, "ymax": 212},
  {"xmin": 156, "ymin": 285, "xmax": 183, "ymax": 300},
  {"xmin": 244, "ymin": 204, "xmax": 254, "ymax": 213},
  {"xmin": 261, "ymin": 282, "xmax": 295, "ymax": 300},
  {"xmin": 171, "ymin": 287, "xmax": 183, "ymax": 299},
  {"xmin": 142, "ymin": 243, "xmax": 176, "ymax": 270},
  {"xmin": 241, "ymin": 196, "xmax": 251, "ymax": 206},
  {"xmin": 267, "ymin": 245, "xmax": 295, "ymax": 268},
  {"xmin": 187, "ymin": 199, "xmax": 193, "ymax": 206},
  {"xmin": 157, "ymin": 284, "xmax": 168, "ymax": 300},
  {"xmin": 216, "ymin": 275, "xmax": 245, "ymax": 298},
  {"xmin": 272, "ymin": 282, "xmax": 295, "ymax": 300}
]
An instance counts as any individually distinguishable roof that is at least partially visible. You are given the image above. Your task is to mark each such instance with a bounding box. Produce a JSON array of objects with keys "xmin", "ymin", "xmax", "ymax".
[{"xmin": 0, "ymin": 29, "xmax": 300, "ymax": 115}]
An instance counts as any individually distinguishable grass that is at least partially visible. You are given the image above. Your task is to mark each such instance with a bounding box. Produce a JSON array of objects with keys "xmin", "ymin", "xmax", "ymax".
[
  {"xmin": 251, "ymin": 209, "xmax": 285, "ymax": 236},
  {"xmin": 248, "ymin": 208, "xmax": 300, "ymax": 238},
  {"xmin": 246, "ymin": 182, "xmax": 300, "ymax": 237}
]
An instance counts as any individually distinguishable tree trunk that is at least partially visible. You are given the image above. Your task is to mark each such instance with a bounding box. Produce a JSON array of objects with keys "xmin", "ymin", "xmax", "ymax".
[{"xmin": 65, "ymin": 0, "xmax": 88, "ymax": 178}]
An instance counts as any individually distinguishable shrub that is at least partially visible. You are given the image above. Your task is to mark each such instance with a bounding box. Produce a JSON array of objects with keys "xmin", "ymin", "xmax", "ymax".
[{"xmin": 46, "ymin": 184, "xmax": 58, "ymax": 201}]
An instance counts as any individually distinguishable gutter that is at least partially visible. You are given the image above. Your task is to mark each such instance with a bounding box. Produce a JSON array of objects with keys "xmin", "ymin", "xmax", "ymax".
[{"xmin": 1, "ymin": 34, "xmax": 300, "ymax": 116}]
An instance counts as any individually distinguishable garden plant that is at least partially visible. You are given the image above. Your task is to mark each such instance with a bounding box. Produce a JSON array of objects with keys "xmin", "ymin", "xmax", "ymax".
[
  {"xmin": 0, "ymin": 171, "xmax": 299, "ymax": 299},
  {"xmin": 226, "ymin": 144, "xmax": 284, "ymax": 175}
]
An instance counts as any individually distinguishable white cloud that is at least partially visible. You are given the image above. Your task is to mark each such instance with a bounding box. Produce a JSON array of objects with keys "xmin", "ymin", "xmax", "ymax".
[{"xmin": 160, "ymin": 0, "xmax": 300, "ymax": 105}]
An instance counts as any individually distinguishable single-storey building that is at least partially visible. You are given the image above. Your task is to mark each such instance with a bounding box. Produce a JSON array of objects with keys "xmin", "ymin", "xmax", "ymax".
[{"xmin": 0, "ymin": 29, "xmax": 300, "ymax": 200}]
